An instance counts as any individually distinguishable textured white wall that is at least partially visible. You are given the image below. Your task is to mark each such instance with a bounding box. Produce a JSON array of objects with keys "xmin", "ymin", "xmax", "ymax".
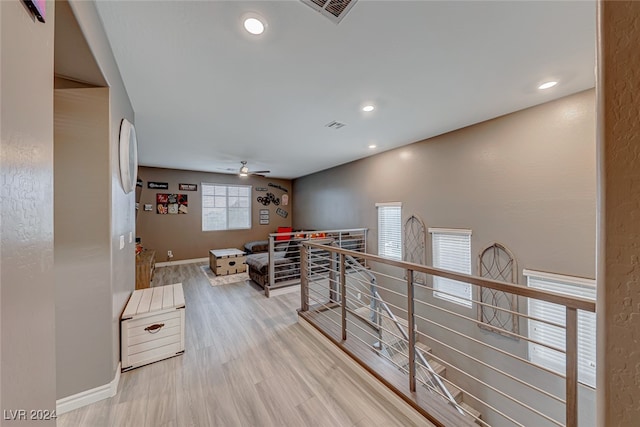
[
  {"xmin": 1, "ymin": 0, "xmax": 56, "ymax": 424},
  {"xmin": 597, "ymin": 1, "xmax": 640, "ymax": 425}
]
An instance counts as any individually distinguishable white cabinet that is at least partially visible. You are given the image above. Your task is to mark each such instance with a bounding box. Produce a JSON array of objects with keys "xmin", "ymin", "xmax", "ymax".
[{"xmin": 121, "ymin": 283, "xmax": 185, "ymax": 371}]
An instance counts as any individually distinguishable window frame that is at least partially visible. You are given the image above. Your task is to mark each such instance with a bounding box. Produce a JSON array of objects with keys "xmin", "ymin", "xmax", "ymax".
[
  {"xmin": 429, "ymin": 227, "xmax": 473, "ymax": 308},
  {"xmin": 376, "ymin": 202, "xmax": 402, "ymax": 261},
  {"xmin": 201, "ymin": 183, "xmax": 252, "ymax": 231},
  {"xmin": 524, "ymin": 269, "xmax": 596, "ymax": 388}
]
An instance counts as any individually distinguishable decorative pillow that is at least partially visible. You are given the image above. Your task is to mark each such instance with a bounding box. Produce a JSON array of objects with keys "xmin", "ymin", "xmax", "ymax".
[{"xmin": 275, "ymin": 226, "xmax": 292, "ymax": 241}]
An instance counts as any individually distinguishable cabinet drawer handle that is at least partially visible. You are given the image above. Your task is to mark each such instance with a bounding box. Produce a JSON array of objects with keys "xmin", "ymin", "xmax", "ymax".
[{"xmin": 144, "ymin": 323, "xmax": 165, "ymax": 334}]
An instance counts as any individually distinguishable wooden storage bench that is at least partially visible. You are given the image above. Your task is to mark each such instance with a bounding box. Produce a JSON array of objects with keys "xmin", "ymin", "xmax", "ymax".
[
  {"xmin": 209, "ymin": 248, "xmax": 247, "ymax": 276},
  {"xmin": 121, "ymin": 283, "xmax": 185, "ymax": 372}
]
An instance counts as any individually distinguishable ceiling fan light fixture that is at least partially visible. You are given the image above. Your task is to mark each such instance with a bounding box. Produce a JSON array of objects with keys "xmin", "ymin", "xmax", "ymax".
[{"xmin": 362, "ymin": 105, "xmax": 375, "ymax": 112}]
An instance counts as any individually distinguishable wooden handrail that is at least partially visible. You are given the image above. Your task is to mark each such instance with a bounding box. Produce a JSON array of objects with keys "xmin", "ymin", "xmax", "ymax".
[{"xmin": 304, "ymin": 241, "xmax": 596, "ymax": 313}]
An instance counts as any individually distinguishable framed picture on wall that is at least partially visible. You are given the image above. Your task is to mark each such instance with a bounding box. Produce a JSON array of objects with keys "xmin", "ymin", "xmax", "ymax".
[{"xmin": 156, "ymin": 193, "xmax": 188, "ymax": 214}]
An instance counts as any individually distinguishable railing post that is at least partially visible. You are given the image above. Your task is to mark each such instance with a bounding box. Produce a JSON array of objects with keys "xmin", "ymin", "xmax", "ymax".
[
  {"xmin": 340, "ymin": 253, "xmax": 347, "ymax": 341},
  {"xmin": 566, "ymin": 307, "xmax": 578, "ymax": 427},
  {"xmin": 300, "ymin": 244, "xmax": 309, "ymax": 312},
  {"xmin": 268, "ymin": 235, "xmax": 275, "ymax": 297},
  {"xmin": 329, "ymin": 250, "xmax": 338, "ymax": 303},
  {"xmin": 407, "ymin": 269, "xmax": 416, "ymax": 392}
]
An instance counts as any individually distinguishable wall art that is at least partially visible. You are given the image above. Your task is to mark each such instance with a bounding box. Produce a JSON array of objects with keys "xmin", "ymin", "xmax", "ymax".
[
  {"xmin": 275, "ymin": 207, "xmax": 288, "ymax": 218},
  {"xmin": 257, "ymin": 192, "xmax": 280, "ymax": 206},
  {"xmin": 255, "ymin": 187, "xmax": 268, "ymax": 192},
  {"xmin": 268, "ymin": 183, "xmax": 288, "ymax": 193},
  {"xmin": 148, "ymin": 181, "xmax": 169, "ymax": 190},
  {"xmin": 156, "ymin": 193, "xmax": 188, "ymax": 214},
  {"xmin": 477, "ymin": 242, "xmax": 519, "ymax": 337},
  {"xmin": 179, "ymin": 183, "xmax": 197, "ymax": 191}
]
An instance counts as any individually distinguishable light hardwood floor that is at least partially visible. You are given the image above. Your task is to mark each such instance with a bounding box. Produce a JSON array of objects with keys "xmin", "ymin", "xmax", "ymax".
[{"xmin": 57, "ymin": 263, "xmax": 423, "ymax": 426}]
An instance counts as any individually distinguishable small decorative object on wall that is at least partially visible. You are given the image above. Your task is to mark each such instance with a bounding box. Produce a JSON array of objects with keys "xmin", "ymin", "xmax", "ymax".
[
  {"xmin": 136, "ymin": 178, "xmax": 143, "ymax": 188},
  {"xmin": 268, "ymin": 183, "xmax": 288, "ymax": 193},
  {"xmin": 275, "ymin": 207, "xmax": 288, "ymax": 218},
  {"xmin": 148, "ymin": 181, "xmax": 169, "ymax": 190},
  {"xmin": 179, "ymin": 183, "xmax": 197, "ymax": 191},
  {"xmin": 156, "ymin": 193, "xmax": 188, "ymax": 215},
  {"xmin": 257, "ymin": 192, "xmax": 280, "ymax": 206},
  {"xmin": 403, "ymin": 215, "xmax": 427, "ymax": 285},
  {"xmin": 255, "ymin": 187, "xmax": 268, "ymax": 192},
  {"xmin": 118, "ymin": 119, "xmax": 138, "ymax": 194},
  {"xmin": 477, "ymin": 242, "xmax": 519, "ymax": 337},
  {"xmin": 282, "ymin": 194, "xmax": 289, "ymax": 206},
  {"xmin": 23, "ymin": 0, "xmax": 46, "ymax": 23},
  {"xmin": 144, "ymin": 204, "xmax": 153, "ymax": 211},
  {"xmin": 259, "ymin": 208, "xmax": 270, "ymax": 223}
]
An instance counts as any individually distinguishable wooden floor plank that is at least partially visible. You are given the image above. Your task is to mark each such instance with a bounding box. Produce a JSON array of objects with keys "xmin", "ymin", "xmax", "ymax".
[{"xmin": 57, "ymin": 262, "xmax": 427, "ymax": 426}]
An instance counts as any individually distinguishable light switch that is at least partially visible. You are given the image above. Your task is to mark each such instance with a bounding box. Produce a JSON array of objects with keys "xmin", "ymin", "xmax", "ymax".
[
  {"xmin": 119, "ymin": 235, "xmax": 125, "ymax": 250},
  {"xmin": 129, "ymin": 231, "xmax": 133, "ymax": 243}
]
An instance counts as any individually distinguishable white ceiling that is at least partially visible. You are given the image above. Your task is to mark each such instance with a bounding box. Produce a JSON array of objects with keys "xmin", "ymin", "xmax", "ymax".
[{"xmin": 94, "ymin": 0, "xmax": 596, "ymax": 179}]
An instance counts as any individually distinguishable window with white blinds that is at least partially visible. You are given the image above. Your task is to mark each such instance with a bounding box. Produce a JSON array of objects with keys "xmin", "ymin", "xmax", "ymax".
[
  {"xmin": 429, "ymin": 228, "xmax": 473, "ymax": 307},
  {"xmin": 376, "ymin": 202, "xmax": 402, "ymax": 260},
  {"xmin": 202, "ymin": 183, "xmax": 251, "ymax": 231},
  {"xmin": 525, "ymin": 270, "xmax": 596, "ymax": 388}
]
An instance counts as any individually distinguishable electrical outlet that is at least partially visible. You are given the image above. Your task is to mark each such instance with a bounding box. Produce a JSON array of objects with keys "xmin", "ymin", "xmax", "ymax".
[
  {"xmin": 167, "ymin": 250, "xmax": 173, "ymax": 258},
  {"xmin": 357, "ymin": 292, "xmax": 362, "ymax": 301}
]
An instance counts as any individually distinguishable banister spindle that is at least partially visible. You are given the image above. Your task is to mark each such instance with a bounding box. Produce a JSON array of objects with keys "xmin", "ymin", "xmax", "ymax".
[
  {"xmin": 300, "ymin": 244, "xmax": 308, "ymax": 312},
  {"xmin": 407, "ymin": 269, "xmax": 416, "ymax": 392},
  {"xmin": 340, "ymin": 253, "xmax": 347, "ymax": 341},
  {"xmin": 566, "ymin": 307, "xmax": 578, "ymax": 427}
]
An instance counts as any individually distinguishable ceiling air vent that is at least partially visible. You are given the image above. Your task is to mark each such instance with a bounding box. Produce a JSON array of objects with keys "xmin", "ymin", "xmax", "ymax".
[
  {"xmin": 325, "ymin": 120, "xmax": 346, "ymax": 129},
  {"xmin": 301, "ymin": 0, "xmax": 358, "ymax": 24}
]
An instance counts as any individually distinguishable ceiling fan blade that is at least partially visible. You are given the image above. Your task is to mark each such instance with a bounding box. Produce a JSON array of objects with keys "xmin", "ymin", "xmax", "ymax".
[{"xmin": 250, "ymin": 170, "xmax": 270, "ymax": 175}]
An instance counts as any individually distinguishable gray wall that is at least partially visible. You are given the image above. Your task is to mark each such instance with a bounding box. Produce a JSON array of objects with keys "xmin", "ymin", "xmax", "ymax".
[
  {"xmin": 294, "ymin": 89, "xmax": 596, "ymax": 281},
  {"xmin": 293, "ymin": 89, "xmax": 596, "ymax": 425},
  {"xmin": 0, "ymin": 0, "xmax": 57, "ymax": 425},
  {"xmin": 54, "ymin": 87, "xmax": 112, "ymax": 398},
  {"xmin": 137, "ymin": 166, "xmax": 293, "ymax": 262},
  {"xmin": 53, "ymin": 0, "xmax": 136, "ymax": 399}
]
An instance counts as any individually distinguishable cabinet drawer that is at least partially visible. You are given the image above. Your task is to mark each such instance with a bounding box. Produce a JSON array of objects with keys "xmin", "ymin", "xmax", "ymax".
[
  {"xmin": 126, "ymin": 311, "xmax": 181, "ymax": 336},
  {"xmin": 127, "ymin": 324, "xmax": 182, "ymax": 348}
]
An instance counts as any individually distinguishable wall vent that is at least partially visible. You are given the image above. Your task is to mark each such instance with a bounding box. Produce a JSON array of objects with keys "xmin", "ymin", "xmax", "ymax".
[
  {"xmin": 300, "ymin": 0, "xmax": 358, "ymax": 24},
  {"xmin": 325, "ymin": 120, "xmax": 346, "ymax": 129}
]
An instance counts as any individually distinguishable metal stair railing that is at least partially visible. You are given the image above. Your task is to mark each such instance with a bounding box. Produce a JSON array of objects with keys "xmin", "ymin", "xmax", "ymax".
[{"xmin": 339, "ymin": 250, "xmax": 465, "ymax": 416}]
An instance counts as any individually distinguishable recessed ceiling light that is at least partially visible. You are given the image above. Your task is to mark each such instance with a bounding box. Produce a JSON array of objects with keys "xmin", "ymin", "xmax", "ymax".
[
  {"xmin": 538, "ymin": 81, "xmax": 558, "ymax": 90},
  {"xmin": 362, "ymin": 105, "xmax": 375, "ymax": 112},
  {"xmin": 244, "ymin": 17, "xmax": 265, "ymax": 35},
  {"xmin": 368, "ymin": 144, "xmax": 377, "ymax": 149}
]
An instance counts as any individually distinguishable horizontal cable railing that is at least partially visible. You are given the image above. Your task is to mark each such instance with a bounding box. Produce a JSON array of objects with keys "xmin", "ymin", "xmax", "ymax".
[
  {"xmin": 260, "ymin": 228, "xmax": 366, "ymax": 296},
  {"xmin": 299, "ymin": 242, "xmax": 596, "ymax": 427}
]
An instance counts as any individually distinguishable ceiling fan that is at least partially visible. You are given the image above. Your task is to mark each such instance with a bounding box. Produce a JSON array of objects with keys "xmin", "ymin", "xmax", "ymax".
[{"xmin": 239, "ymin": 161, "xmax": 270, "ymax": 177}]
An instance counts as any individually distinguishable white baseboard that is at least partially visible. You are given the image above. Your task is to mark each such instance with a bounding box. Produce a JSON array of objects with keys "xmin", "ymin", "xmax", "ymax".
[
  {"xmin": 156, "ymin": 257, "xmax": 208, "ymax": 267},
  {"xmin": 56, "ymin": 362, "xmax": 121, "ymax": 415},
  {"xmin": 297, "ymin": 317, "xmax": 435, "ymax": 427}
]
